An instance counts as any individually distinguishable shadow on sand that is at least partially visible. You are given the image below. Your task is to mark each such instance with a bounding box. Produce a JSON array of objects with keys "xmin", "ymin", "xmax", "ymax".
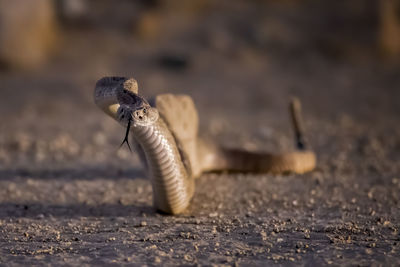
[
  {"xmin": 0, "ymin": 202, "xmax": 157, "ymax": 219},
  {"xmin": 0, "ymin": 167, "xmax": 145, "ymax": 181}
]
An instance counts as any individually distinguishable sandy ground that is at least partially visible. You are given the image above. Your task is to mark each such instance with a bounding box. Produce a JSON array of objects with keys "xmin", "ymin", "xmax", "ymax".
[{"xmin": 1, "ymin": 3, "xmax": 400, "ymax": 265}]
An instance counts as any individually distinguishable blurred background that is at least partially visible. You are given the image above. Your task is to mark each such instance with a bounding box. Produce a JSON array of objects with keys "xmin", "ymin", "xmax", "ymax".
[
  {"xmin": 1, "ymin": 2, "xmax": 400, "ymax": 264},
  {"xmin": 0, "ymin": 0, "xmax": 399, "ymax": 171}
]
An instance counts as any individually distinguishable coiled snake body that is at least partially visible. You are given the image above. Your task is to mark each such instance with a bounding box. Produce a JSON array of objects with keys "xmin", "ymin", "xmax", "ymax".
[{"xmin": 94, "ymin": 77, "xmax": 316, "ymax": 214}]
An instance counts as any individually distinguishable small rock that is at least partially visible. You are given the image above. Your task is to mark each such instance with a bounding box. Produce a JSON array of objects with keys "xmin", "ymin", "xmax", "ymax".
[
  {"xmin": 184, "ymin": 254, "xmax": 193, "ymax": 262},
  {"xmin": 209, "ymin": 212, "xmax": 218, "ymax": 218}
]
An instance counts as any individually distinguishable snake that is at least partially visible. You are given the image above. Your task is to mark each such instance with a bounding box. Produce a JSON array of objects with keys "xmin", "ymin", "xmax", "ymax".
[{"xmin": 94, "ymin": 77, "xmax": 316, "ymax": 214}]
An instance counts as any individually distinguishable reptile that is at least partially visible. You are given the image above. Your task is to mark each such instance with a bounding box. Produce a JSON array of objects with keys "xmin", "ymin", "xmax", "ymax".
[{"xmin": 94, "ymin": 77, "xmax": 316, "ymax": 214}]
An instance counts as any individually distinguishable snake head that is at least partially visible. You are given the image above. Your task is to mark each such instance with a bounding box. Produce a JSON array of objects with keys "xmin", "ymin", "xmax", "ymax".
[{"xmin": 116, "ymin": 89, "xmax": 159, "ymax": 127}]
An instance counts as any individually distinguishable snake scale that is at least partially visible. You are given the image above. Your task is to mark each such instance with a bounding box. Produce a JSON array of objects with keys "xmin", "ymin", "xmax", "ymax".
[{"xmin": 94, "ymin": 77, "xmax": 316, "ymax": 214}]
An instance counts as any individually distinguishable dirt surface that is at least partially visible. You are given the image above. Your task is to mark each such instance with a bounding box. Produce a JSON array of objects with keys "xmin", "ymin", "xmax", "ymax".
[{"xmin": 1, "ymin": 2, "xmax": 400, "ymax": 266}]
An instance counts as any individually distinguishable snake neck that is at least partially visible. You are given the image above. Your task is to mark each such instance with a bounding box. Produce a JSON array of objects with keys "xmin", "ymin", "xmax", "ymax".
[{"xmin": 131, "ymin": 118, "xmax": 194, "ymax": 214}]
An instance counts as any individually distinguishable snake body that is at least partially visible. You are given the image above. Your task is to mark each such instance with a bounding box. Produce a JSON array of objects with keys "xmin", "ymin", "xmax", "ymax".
[
  {"xmin": 94, "ymin": 77, "xmax": 316, "ymax": 214},
  {"xmin": 132, "ymin": 118, "xmax": 195, "ymax": 214}
]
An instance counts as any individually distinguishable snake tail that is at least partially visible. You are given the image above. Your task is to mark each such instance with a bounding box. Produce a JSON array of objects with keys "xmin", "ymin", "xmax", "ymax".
[{"xmin": 199, "ymin": 98, "xmax": 316, "ymax": 174}]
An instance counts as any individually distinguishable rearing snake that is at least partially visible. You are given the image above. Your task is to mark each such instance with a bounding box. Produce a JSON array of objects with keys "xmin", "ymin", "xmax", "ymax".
[{"xmin": 94, "ymin": 77, "xmax": 316, "ymax": 214}]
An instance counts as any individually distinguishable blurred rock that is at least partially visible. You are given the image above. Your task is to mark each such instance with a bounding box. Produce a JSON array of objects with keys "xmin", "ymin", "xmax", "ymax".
[
  {"xmin": 379, "ymin": 0, "xmax": 400, "ymax": 58},
  {"xmin": 56, "ymin": 0, "xmax": 88, "ymax": 24},
  {"xmin": 0, "ymin": 0, "xmax": 58, "ymax": 70},
  {"xmin": 133, "ymin": 0, "xmax": 213, "ymax": 42},
  {"xmin": 158, "ymin": 52, "xmax": 189, "ymax": 71},
  {"xmin": 135, "ymin": 10, "xmax": 162, "ymax": 41}
]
